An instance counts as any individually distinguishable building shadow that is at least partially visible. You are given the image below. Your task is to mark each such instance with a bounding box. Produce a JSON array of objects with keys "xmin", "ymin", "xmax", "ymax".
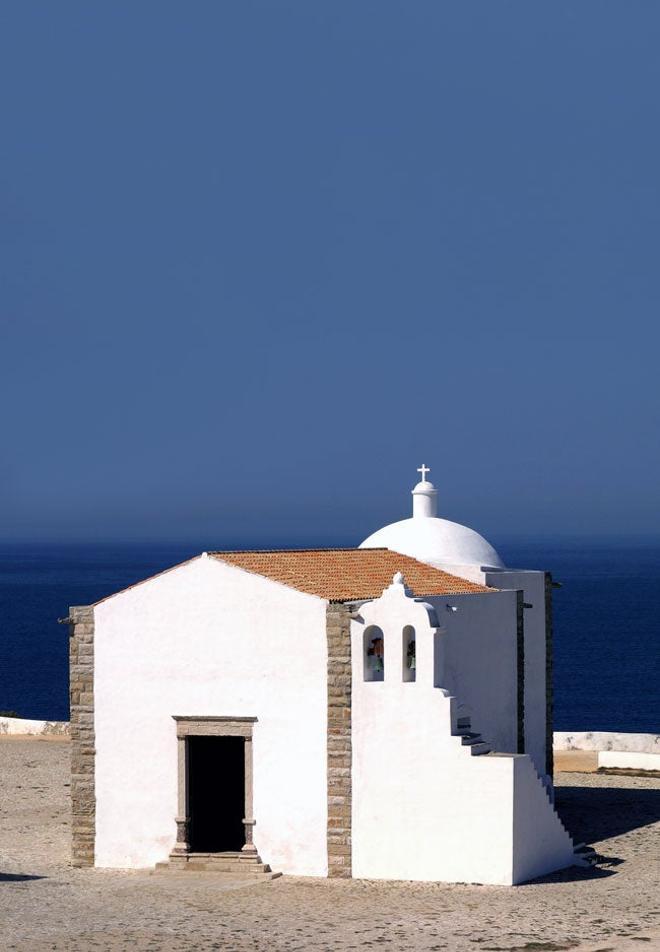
[
  {"xmin": 0, "ymin": 873, "xmax": 46, "ymax": 882},
  {"xmin": 526, "ymin": 862, "xmax": 618, "ymax": 885},
  {"xmin": 555, "ymin": 783, "xmax": 660, "ymax": 843},
  {"xmin": 518, "ymin": 782, "xmax": 660, "ymax": 885},
  {"xmin": 525, "ymin": 860, "xmax": 621, "ymax": 885}
]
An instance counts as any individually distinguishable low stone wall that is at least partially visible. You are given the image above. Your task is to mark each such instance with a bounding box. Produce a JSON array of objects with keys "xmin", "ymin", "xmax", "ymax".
[
  {"xmin": 598, "ymin": 750, "xmax": 660, "ymax": 772},
  {"xmin": 0, "ymin": 717, "xmax": 69, "ymax": 736},
  {"xmin": 554, "ymin": 731, "xmax": 660, "ymax": 754}
]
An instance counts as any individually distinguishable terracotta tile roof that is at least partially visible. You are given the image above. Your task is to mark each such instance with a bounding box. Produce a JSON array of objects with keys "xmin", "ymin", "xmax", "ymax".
[{"xmin": 209, "ymin": 548, "xmax": 494, "ymax": 602}]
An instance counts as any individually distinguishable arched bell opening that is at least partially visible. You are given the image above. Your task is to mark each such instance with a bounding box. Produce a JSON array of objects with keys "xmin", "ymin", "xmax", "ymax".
[
  {"xmin": 363, "ymin": 625, "xmax": 385, "ymax": 682},
  {"xmin": 402, "ymin": 625, "xmax": 416, "ymax": 682}
]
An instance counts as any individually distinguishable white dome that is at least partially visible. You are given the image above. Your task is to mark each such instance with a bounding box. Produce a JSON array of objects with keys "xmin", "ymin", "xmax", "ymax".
[
  {"xmin": 359, "ymin": 516, "xmax": 505, "ymax": 570},
  {"xmin": 359, "ymin": 466, "xmax": 505, "ymax": 571}
]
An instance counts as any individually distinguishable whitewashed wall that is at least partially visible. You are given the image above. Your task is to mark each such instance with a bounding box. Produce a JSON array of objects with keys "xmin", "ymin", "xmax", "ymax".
[
  {"xmin": 554, "ymin": 732, "xmax": 660, "ymax": 753},
  {"xmin": 486, "ymin": 569, "xmax": 549, "ymax": 779},
  {"xmin": 598, "ymin": 750, "xmax": 660, "ymax": 771},
  {"xmin": 0, "ymin": 717, "xmax": 68, "ymax": 735},
  {"xmin": 431, "ymin": 566, "xmax": 550, "ymax": 781},
  {"xmin": 511, "ymin": 752, "xmax": 575, "ymax": 883},
  {"xmin": 432, "ymin": 561, "xmax": 490, "ymax": 585},
  {"xmin": 351, "ymin": 578, "xmax": 576, "ymax": 885},
  {"xmin": 94, "ymin": 555, "xmax": 329, "ymax": 874},
  {"xmin": 430, "ymin": 590, "xmax": 519, "ymax": 755}
]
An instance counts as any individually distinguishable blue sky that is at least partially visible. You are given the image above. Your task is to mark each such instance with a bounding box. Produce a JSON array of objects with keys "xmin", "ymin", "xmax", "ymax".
[{"xmin": 1, "ymin": 2, "xmax": 658, "ymax": 545}]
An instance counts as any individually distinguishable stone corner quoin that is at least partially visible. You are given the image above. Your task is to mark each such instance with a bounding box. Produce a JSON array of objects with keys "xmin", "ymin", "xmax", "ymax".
[
  {"xmin": 68, "ymin": 604, "xmax": 95, "ymax": 868},
  {"xmin": 326, "ymin": 602, "xmax": 352, "ymax": 878}
]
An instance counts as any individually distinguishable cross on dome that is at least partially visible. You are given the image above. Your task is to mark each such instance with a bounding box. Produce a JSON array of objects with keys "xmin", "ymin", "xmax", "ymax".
[{"xmin": 412, "ymin": 464, "xmax": 437, "ymax": 518}]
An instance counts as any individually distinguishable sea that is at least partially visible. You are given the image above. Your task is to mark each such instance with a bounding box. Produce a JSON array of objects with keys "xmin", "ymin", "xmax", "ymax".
[{"xmin": 0, "ymin": 540, "xmax": 658, "ymax": 733}]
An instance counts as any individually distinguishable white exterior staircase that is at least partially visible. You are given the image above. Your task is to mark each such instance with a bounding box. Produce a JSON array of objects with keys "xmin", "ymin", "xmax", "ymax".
[
  {"xmin": 453, "ymin": 714, "xmax": 492, "ymax": 755},
  {"xmin": 452, "ymin": 711, "xmax": 597, "ymax": 870}
]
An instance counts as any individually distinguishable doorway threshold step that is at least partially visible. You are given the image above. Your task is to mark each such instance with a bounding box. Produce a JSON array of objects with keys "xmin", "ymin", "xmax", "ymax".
[
  {"xmin": 154, "ymin": 863, "xmax": 281, "ymax": 880},
  {"xmin": 184, "ymin": 863, "xmax": 282, "ymax": 883},
  {"xmin": 190, "ymin": 853, "xmax": 268, "ymax": 866},
  {"xmin": 178, "ymin": 867, "xmax": 281, "ymax": 879},
  {"xmin": 156, "ymin": 852, "xmax": 280, "ymax": 877},
  {"xmin": 186, "ymin": 861, "xmax": 271, "ymax": 873}
]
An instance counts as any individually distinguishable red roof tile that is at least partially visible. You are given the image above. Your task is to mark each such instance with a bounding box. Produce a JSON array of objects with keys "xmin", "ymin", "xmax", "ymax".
[{"xmin": 210, "ymin": 548, "xmax": 493, "ymax": 601}]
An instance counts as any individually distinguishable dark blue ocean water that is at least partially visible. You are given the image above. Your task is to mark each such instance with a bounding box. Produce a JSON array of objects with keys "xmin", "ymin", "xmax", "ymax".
[{"xmin": 0, "ymin": 540, "xmax": 658, "ymax": 732}]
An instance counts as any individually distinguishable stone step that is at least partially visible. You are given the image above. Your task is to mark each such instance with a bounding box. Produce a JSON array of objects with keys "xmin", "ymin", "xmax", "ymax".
[
  {"xmin": 202, "ymin": 863, "xmax": 270, "ymax": 871},
  {"xmin": 188, "ymin": 855, "xmax": 267, "ymax": 867},
  {"xmin": 469, "ymin": 742, "xmax": 491, "ymax": 756},
  {"xmin": 184, "ymin": 869, "xmax": 282, "ymax": 879},
  {"xmin": 457, "ymin": 716, "xmax": 471, "ymax": 729},
  {"xmin": 460, "ymin": 732, "xmax": 483, "ymax": 744},
  {"xmin": 185, "ymin": 850, "xmax": 249, "ymax": 863},
  {"xmin": 185, "ymin": 862, "xmax": 272, "ymax": 873},
  {"xmin": 153, "ymin": 864, "xmax": 281, "ymax": 880},
  {"xmin": 154, "ymin": 851, "xmax": 277, "ymax": 876}
]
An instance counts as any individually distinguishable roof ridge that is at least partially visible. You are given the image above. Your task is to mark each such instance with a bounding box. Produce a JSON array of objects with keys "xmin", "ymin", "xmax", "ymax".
[{"xmin": 208, "ymin": 547, "xmax": 389, "ymax": 555}]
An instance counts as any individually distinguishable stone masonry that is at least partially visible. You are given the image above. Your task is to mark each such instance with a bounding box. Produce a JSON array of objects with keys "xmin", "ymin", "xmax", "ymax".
[
  {"xmin": 69, "ymin": 604, "xmax": 95, "ymax": 867},
  {"xmin": 326, "ymin": 602, "xmax": 352, "ymax": 878}
]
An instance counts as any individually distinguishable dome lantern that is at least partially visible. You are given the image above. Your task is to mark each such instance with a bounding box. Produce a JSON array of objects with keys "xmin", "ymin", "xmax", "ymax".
[
  {"xmin": 359, "ymin": 465, "xmax": 505, "ymax": 571},
  {"xmin": 412, "ymin": 464, "xmax": 438, "ymax": 518}
]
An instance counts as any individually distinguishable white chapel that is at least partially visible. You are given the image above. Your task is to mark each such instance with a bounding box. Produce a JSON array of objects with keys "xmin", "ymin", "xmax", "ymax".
[{"xmin": 67, "ymin": 467, "xmax": 588, "ymax": 885}]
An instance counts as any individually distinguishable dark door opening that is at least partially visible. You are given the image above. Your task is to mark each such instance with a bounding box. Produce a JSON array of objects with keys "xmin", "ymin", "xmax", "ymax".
[{"xmin": 188, "ymin": 735, "xmax": 245, "ymax": 852}]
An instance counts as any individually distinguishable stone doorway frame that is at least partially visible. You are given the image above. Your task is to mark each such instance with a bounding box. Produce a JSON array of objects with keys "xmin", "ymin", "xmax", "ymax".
[{"xmin": 170, "ymin": 716, "xmax": 258, "ymax": 858}]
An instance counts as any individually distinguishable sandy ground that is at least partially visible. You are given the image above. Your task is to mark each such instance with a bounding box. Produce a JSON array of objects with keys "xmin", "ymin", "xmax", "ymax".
[
  {"xmin": 554, "ymin": 750, "xmax": 598, "ymax": 773},
  {"xmin": 0, "ymin": 739, "xmax": 658, "ymax": 952}
]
